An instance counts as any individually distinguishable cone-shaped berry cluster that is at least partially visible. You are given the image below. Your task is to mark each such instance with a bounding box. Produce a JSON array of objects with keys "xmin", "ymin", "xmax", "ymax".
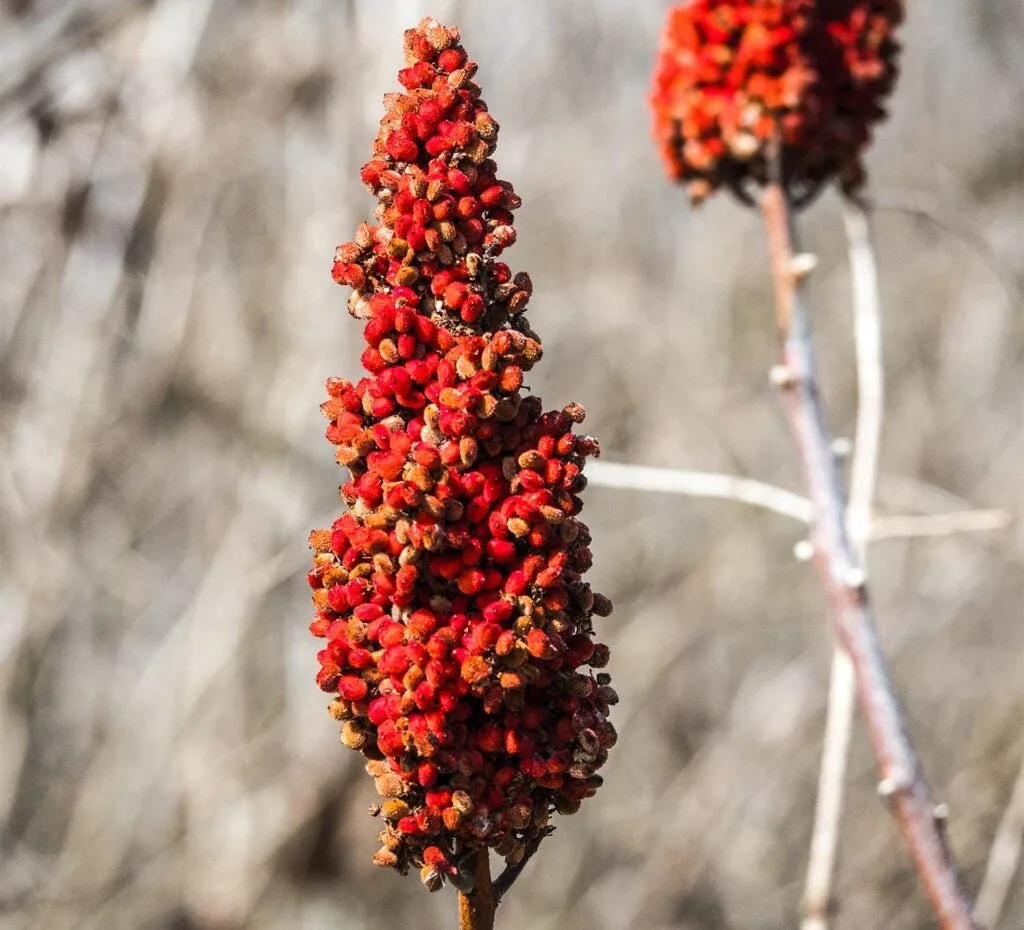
[
  {"xmin": 309, "ymin": 18, "xmax": 616, "ymax": 889},
  {"xmin": 650, "ymin": 0, "xmax": 903, "ymax": 204}
]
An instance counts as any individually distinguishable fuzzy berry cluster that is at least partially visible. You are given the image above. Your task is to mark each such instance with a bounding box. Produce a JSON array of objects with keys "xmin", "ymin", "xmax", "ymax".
[
  {"xmin": 650, "ymin": 0, "xmax": 903, "ymax": 204},
  {"xmin": 309, "ymin": 18, "xmax": 616, "ymax": 890}
]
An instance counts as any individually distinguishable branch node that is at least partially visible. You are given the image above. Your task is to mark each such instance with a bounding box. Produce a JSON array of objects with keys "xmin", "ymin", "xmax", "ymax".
[
  {"xmin": 842, "ymin": 566, "xmax": 867, "ymax": 590},
  {"xmin": 831, "ymin": 436, "xmax": 853, "ymax": 459},
  {"xmin": 770, "ymin": 364, "xmax": 798, "ymax": 389},
  {"xmin": 877, "ymin": 773, "xmax": 913, "ymax": 800},
  {"xmin": 790, "ymin": 252, "xmax": 819, "ymax": 280}
]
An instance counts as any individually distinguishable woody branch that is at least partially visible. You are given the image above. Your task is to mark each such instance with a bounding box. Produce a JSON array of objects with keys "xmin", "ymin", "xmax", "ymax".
[{"xmin": 761, "ymin": 180, "xmax": 977, "ymax": 930}]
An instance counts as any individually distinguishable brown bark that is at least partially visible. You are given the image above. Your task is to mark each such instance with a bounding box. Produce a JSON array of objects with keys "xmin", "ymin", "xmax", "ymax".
[{"xmin": 457, "ymin": 849, "xmax": 495, "ymax": 930}]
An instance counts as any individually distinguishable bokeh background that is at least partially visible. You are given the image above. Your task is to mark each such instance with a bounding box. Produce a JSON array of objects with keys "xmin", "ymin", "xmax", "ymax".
[{"xmin": 1, "ymin": 1, "xmax": 1022, "ymax": 928}]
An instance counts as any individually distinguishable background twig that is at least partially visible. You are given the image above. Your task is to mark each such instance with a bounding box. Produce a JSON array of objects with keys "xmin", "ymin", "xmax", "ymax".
[
  {"xmin": 974, "ymin": 752, "xmax": 1024, "ymax": 929},
  {"xmin": 801, "ymin": 195, "xmax": 884, "ymax": 930},
  {"xmin": 587, "ymin": 462, "xmax": 1007, "ymax": 543},
  {"xmin": 873, "ymin": 191, "xmax": 1023, "ymax": 315},
  {"xmin": 870, "ymin": 510, "xmax": 1009, "ymax": 541},
  {"xmin": 586, "ymin": 460, "xmax": 812, "ymax": 522}
]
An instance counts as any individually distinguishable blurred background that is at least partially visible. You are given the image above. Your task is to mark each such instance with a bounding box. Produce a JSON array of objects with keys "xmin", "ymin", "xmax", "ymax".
[{"xmin": 1, "ymin": 1, "xmax": 1022, "ymax": 928}]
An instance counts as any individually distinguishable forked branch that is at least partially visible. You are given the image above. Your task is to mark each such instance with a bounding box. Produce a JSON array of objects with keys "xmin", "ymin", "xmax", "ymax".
[{"xmin": 761, "ymin": 181, "xmax": 977, "ymax": 929}]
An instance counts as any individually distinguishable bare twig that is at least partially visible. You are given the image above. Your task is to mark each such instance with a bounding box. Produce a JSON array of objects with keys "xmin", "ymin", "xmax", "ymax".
[
  {"xmin": 457, "ymin": 849, "xmax": 495, "ymax": 930},
  {"xmin": 802, "ymin": 649, "xmax": 856, "ymax": 930},
  {"xmin": 0, "ymin": 0, "xmax": 151, "ymax": 110},
  {"xmin": 587, "ymin": 461, "xmax": 1008, "ymax": 543},
  {"xmin": 586, "ymin": 460, "xmax": 812, "ymax": 522},
  {"xmin": 801, "ymin": 195, "xmax": 884, "ymax": 930},
  {"xmin": 974, "ymin": 752, "xmax": 1024, "ymax": 929},
  {"xmin": 870, "ymin": 510, "xmax": 1010, "ymax": 541},
  {"xmin": 761, "ymin": 181, "xmax": 977, "ymax": 929},
  {"xmin": 843, "ymin": 197, "xmax": 885, "ymax": 560}
]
